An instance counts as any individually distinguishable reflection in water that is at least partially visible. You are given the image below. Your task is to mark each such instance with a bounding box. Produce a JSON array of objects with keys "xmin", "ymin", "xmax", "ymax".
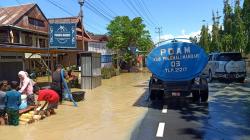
[
  {"xmin": 203, "ymin": 78, "xmax": 250, "ymax": 140},
  {"xmin": 0, "ymin": 73, "xmax": 151, "ymax": 140}
]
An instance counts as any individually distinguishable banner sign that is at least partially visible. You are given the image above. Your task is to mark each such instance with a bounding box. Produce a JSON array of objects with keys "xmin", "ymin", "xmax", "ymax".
[
  {"xmin": 49, "ymin": 23, "xmax": 76, "ymax": 48},
  {"xmin": 146, "ymin": 42, "xmax": 208, "ymax": 81}
]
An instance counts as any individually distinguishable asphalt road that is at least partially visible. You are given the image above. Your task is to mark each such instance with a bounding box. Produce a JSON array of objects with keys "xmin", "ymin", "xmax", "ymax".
[{"xmin": 131, "ymin": 76, "xmax": 250, "ymax": 140}]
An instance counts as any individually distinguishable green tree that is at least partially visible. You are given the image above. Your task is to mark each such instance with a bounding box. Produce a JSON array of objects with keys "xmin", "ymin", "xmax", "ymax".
[
  {"xmin": 211, "ymin": 11, "xmax": 222, "ymax": 52},
  {"xmin": 199, "ymin": 25, "xmax": 210, "ymax": 52},
  {"xmin": 221, "ymin": 34, "xmax": 233, "ymax": 51},
  {"xmin": 242, "ymin": 0, "xmax": 250, "ymax": 53},
  {"xmin": 189, "ymin": 36, "xmax": 198, "ymax": 44},
  {"xmin": 223, "ymin": 0, "xmax": 233, "ymax": 34},
  {"xmin": 107, "ymin": 16, "xmax": 153, "ymax": 71},
  {"xmin": 232, "ymin": 0, "xmax": 247, "ymax": 53}
]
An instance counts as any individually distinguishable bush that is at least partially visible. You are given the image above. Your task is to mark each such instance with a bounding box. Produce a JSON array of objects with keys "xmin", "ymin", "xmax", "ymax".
[{"xmin": 101, "ymin": 66, "xmax": 120, "ymax": 79}]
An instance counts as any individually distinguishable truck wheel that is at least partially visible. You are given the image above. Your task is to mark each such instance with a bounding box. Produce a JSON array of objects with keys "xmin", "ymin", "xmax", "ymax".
[
  {"xmin": 149, "ymin": 90, "xmax": 157, "ymax": 101},
  {"xmin": 192, "ymin": 91, "xmax": 200, "ymax": 102},
  {"xmin": 237, "ymin": 77, "xmax": 245, "ymax": 83},
  {"xmin": 208, "ymin": 70, "xmax": 213, "ymax": 82},
  {"xmin": 200, "ymin": 88, "xmax": 209, "ymax": 102}
]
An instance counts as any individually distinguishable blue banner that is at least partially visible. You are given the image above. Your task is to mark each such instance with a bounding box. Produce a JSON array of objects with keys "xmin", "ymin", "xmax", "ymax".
[
  {"xmin": 49, "ymin": 23, "xmax": 76, "ymax": 48},
  {"xmin": 146, "ymin": 42, "xmax": 208, "ymax": 81},
  {"xmin": 101, "ymin": 55, "xmax": 112, "ymax": 63}
]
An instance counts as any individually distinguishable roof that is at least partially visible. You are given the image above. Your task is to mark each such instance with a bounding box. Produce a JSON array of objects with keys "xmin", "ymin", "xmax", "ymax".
[
  {"xmin": 48, "ymin": 17, "xmax": 80, "ymax": 24},
  {"xmin": 0, "ymin": 43, "xmax": 84, "ymax": 54},
  {"xmin": 90, "ymin": 34, "xmax": 109, "ymax": 42},
  {"xmin": 0, "ymin": 3, "xmax": 36, "ymax": 26}
]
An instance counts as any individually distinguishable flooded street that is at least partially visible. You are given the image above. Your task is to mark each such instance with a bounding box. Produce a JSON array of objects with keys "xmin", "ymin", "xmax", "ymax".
[
  {"xmin": 133, "ymin": 75, "xmax": 250, "ymax": 140},
  {"xmin": 0, "ymin": 72, "xmax": 151, "ymax": 140},
  {"xmin": 1, "ymin": 72, "xmax": 250, "ymax": 140}
]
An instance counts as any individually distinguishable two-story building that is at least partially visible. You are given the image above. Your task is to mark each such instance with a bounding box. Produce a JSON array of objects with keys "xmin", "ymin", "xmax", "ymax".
[
  {"xmin": 0, "ymin": 3, "xmax": 49, "ymax": 81},
  {"xmin": 87, "ymin": 34, "xmax": 113, "ymax": 68},
  {"xmin": 0, "ymin": 3, "xmax": 89, "ymax": 81}
]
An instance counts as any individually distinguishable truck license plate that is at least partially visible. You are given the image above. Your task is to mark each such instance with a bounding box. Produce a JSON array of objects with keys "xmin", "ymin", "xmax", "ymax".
[{"xmin": 172, "ymin": 92, "xmax": 180, "ymax": 96}]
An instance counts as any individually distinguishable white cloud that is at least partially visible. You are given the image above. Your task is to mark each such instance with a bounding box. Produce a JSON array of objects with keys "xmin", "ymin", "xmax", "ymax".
[{"xmin": 153, "ymin": 30, "xmax": 200, "ymax": 44}]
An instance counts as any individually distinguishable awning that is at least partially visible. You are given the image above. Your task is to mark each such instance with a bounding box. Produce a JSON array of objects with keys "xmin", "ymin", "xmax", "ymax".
[{"xmin": 0, "ymin": 44, "xmax": 85, "ymax": 54}]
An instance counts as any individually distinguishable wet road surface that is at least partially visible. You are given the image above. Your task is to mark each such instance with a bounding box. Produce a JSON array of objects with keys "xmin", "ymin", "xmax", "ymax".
[
  {"xmin": 132, "ymin": 75, "xmax": 250, "ymax": 140},
  {"xmin": 1, "ymin": 72, "xmax": 250, "ymax": 140}
]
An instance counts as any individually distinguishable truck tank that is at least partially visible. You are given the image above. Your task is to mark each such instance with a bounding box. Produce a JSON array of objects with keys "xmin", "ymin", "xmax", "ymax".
[{"xmin": 146, "ymin": 39, "xmax": 209, "ymax": 102}]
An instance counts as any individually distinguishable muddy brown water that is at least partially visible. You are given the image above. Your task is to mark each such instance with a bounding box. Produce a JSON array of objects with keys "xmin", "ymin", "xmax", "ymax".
[{"xmin": 0, "ymin": 72, "xmax": 150, "ymax": 140}]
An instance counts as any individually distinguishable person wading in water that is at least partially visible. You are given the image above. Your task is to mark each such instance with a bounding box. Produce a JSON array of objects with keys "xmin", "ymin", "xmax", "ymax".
[{"xmin": 51, "ymin": 64, "xmax": 68, "ymax": 104}]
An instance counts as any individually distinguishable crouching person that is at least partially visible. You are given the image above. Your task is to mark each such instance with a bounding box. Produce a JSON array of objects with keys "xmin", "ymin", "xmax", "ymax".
[
  {"xmin": 34, "ymin": 88, "xmax": 59, "ymax": 116},
  {"xmin": 5, "ymin": 81, "xmax": 21, "ymax": 126}
]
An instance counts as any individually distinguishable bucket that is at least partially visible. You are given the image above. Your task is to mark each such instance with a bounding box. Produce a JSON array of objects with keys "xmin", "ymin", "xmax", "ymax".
[{"xmin": 71, "ymin": 91, "xmax": 85, "ymax": 102}]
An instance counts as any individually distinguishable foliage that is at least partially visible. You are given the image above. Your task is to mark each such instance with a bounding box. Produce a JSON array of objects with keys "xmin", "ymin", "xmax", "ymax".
[
  {"xmin": 232, "ymin": 0, "xmax": 247, "ymax": 53},
  {"xmin": 106, "ymin": 16, "xmax": 153, "ymax": 71},
  {"xmin": 101, "ymin": 66, "xmax": 119, "ymax": 79},
  {"xmin": 242, "ymin": 0, "xmax": 250, "ymax": 53},
  {"xmin": 199, "ymin": 25, "xmax": 210, "ymax": 52},
  {"xmin": 199, "ymin": 0, "xmax": 249, "ymax": 54}
]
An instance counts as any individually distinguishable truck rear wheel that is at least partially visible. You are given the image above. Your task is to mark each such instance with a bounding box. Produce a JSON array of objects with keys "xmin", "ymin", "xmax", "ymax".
[
  {"xmin": 149, "ymin": 90, "xmax": 157, "ymax": 101},
  {"xmin": 192, "ymin": 91, "xmax": 200, "ymax": 102},
  {"xmin": 200, "ymin": 88, "xmax": 209, "ymax": 102},
  {"xmin": 237, "ymin": 77, "xmax": 245, "ymax": 83}
]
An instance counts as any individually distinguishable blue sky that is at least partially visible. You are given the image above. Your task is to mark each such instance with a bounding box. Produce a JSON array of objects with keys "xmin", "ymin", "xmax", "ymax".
[{"xmin": 1, "ymin": 0, "xmax": 232, "ymax": 42}]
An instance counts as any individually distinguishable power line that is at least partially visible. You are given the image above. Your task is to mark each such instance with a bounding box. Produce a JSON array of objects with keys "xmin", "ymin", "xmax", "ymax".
[
  {"xmin": 155, "ymin": 27, "xmax": 162, "ymax": 44},
  {"xmin": 85, "ymin": 0, "xmax": 112, "ymax": 21},
  {"xmin": 133, "ymin": 0, "xmax": 157, "ymax": 27},
  {"xmin": 121, "ymin": 0, "xmax": 137, "ymax": 17},
  {"xmin": 86, "ymin": 0, "xmax": 114, "ymax": 19},
  {"xmin": 95, "ymin": 0, "xmax": 117, "ymax": 17},
  {"xmin": 15, "ymin": 0, "xmax": 21, "ymax": 5},
  {"xmin": 122, "ymin": 0, "xmax": 154, "ymax": 28},
  {"xmin": 138, "ymin": 0, "xmax": 160, "ymax": 26},
  {"xmin": 46, "ymin": 0, "xmax": 75, "ymax": 16},
  {"xmin": 45, "ymin": 0, "xmax": 105, "ymax": 33}
]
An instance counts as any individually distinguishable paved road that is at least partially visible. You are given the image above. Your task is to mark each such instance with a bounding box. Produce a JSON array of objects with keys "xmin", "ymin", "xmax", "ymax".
[{"xmin": 131, "ymin": 76, "xmax": 250, "ymax": 140}]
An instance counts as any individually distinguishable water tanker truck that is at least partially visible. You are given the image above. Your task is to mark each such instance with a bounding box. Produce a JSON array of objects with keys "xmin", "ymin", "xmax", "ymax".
[{"xmin": 146, "ymin": 39, "xmax": 209, "ymax": 102}]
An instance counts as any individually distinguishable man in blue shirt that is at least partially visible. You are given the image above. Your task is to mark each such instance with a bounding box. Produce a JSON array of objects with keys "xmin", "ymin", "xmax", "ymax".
[
  {"xmin": 5, "ymin": 81, "xmax": 21, "ymax": 126},
  {"xmin": 0, "ymin": 81, "xmax": 6, "ymax": 125}
]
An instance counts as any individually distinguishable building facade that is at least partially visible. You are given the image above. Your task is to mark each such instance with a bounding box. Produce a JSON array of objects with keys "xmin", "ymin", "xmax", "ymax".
[
  {"xmin": 88, "ymin": 34, "xmax": 113, "ymax": 68},
  {"xmin": 0, "ymin": 3, "xmax": 49, "ymax": 81}
]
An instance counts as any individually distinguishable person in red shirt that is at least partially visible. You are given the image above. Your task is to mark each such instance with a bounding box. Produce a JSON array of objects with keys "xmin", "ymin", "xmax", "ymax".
[{"xmin": 34, "ymin": 88, "xmax": 59, "ymax": 116}]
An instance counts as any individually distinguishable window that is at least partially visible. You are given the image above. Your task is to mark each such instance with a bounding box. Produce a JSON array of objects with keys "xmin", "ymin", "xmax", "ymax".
[
  {"xmin": 28, "ymin": 17, "xmax": 45, "ymax": 27},
  {"xmin": 216, "ymin": 53, "xmax": 243, "ymax": 61}
]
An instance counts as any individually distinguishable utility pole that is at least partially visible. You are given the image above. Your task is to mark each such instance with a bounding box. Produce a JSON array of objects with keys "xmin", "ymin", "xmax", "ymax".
[
  {"xmin": 155, "ymin": 27, "xmax": 162, "ymax": 46},
  {"xmin": 78, "ymin": 0, "xmax": 85, "ymax": 51}
]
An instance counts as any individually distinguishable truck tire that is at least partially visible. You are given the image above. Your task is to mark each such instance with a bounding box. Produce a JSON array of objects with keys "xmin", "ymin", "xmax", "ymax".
[
  {"xmin": 149, "ymin": 90, "xmax": 157, "ymax": 101},
  {"xmin": 200, "ymin": 88, "xmax": 208, "ymax": 102},
  {"xmin": 192, "ymin": 91, "xmax": 200, "ymax": 102},
  {"xmin": 237, "ymin": 77, "xmax": 245, "ymax": 83}
]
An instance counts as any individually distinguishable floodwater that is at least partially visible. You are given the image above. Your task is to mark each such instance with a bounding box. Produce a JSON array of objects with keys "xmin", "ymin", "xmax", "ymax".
[{"xmin": 0, "ymin": 72, "xmax": 151, "ymax": 140}]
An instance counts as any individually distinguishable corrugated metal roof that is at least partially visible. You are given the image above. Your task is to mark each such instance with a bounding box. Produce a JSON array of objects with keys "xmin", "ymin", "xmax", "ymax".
[
  {"xmin": 48, "ymin": 17, "xmax": 80, "ymax": 24},
  {"xmin": 0, "ymin": 3, "xmax": 35, "ymax": 25}
]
